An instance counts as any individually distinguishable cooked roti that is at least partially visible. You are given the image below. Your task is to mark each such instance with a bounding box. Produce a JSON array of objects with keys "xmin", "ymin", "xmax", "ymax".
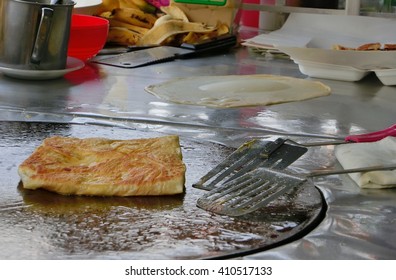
[
  {"xmin": 18, "ymin": 135, "xmax": 186, "ymax": 196},
  {"xmin": 333, "ymin": 42, "xmax": 395, "ymax": 51}
]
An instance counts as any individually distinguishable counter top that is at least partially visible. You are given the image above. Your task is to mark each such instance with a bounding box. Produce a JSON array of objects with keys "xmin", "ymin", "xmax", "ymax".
[{"xmin": 0, "ymin": 44, "xmax": 395, "ymax": 259}]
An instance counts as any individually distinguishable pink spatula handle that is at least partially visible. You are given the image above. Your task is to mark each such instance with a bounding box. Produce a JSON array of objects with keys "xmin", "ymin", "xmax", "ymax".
[{"xmin": 345, "ymin": 124, "xmax": 396, "ymax": 143}]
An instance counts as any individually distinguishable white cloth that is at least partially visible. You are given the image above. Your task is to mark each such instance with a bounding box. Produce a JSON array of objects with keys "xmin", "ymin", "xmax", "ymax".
[{"xmin": 335, "ymin": 137, "xmax": 396, "ymax": 189}]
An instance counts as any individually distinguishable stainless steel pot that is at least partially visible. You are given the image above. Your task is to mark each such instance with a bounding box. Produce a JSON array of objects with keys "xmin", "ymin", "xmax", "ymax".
[{"xmin": 0, "ymin": 0, "xmax": 75, "ymax": 70}]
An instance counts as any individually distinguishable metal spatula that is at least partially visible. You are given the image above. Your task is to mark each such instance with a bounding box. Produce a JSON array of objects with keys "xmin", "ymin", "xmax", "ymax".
[
  {"xmin": 193, "ymin": 138, "xmax": 308, "ymax": 191},
  {"xmin": 193, "ymin": 125, "xmax": 396, "ymax": 191},
  {"xmin": 286, "ymin": 124, "xmax": 396, "ymax": 147},
  {"xmin": 197, "ymin": 164, "xmax": 396, "ymax": 216}
]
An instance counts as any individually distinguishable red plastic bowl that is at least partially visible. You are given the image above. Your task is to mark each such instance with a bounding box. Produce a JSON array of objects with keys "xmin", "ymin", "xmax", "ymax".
[{"xmin": 67, "ymin": 14, "xmax": 109, "ymax": 61}]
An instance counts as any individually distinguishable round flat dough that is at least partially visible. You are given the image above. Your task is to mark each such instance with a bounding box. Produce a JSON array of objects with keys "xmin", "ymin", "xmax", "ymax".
[{"xmin": 145, "ymin": 74, "xmax": 331, "ymax": 108}]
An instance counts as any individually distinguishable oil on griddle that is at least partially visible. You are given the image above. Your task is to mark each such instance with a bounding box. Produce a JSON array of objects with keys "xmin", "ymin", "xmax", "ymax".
[{"xmin": 0, "ymin": 122, "xmax": 325, "ymax": 259}]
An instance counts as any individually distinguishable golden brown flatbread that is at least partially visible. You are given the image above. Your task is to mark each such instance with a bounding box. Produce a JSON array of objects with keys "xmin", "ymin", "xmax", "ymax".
[
  {"xmin": 332, "ymin": 44, "xmax": 355, "ymax": 50},
  {"xmin": 356, "ymin": 42, "xmax": 381, "ymax": 51},
  {"xmin": 384, "ymin": 43, "xmax": 396, "ymax": 51},
  {"xmin": 18, "ymin": 135, "xmax": 186, "ymax": 196},
  {"xmin": 333, "ymin": 42, "xmax": 395, "ymax": 51}
]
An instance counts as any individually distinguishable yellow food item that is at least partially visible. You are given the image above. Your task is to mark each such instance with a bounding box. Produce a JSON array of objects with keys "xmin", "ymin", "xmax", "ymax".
[
  {"xmin": 107, "ymin": 18, "xmax": 150, "ymax": 35},
  {"xmin": 108, "ymin": 7, "xmax": 157, "ymax": 29},
  {"xmin": 107, "ymin": 27, "xmax": 143, "ymax": 45},
  {"xmin": 160, "ymin": 5, "xmax": 190, "ymax": 22},
  {"xmin": 99, "ymin": 1, "xmax": 231, "ymax": 47},
  {"xmin": 137, "ymin": 20, "xmax": 215, "ymax": 45},
  {"xmin": 98, "ymin": 0, "xmax": 156, "ymax": 14},
  {"xmin": 18, "ymin": 135, "xmax": 186, "ymax": 196},
  {"xmin": 120, "ymin": 0, "xmax": 156, "ymax": 14},
  {"xmin": 181, "ymin": 23, "xmax": 229, "ymax": 44},
  {"xmin": 97, "ymin": 0, "xmax": 120, "ymax": 15}
]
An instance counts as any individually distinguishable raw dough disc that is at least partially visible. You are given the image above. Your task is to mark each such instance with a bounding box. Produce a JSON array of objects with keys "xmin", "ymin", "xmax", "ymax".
[{"xmin": 145, "ymin": 74, "xmax": 331, "ymax": 108}]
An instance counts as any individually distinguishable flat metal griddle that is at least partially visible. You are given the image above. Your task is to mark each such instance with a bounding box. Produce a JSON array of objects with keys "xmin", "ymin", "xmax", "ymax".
[{"xmin": 0, "ymin": 121, "xmax": 325, "ymax": 259}]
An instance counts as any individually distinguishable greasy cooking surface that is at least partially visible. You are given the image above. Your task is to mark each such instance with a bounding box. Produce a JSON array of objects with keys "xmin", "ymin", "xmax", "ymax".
[{"xmin": 0, "ymin": 122, "xmax": 325, "ymax": 259}]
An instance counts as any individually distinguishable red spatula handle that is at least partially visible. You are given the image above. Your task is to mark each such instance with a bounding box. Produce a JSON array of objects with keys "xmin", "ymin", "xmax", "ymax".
[{"xmin": 345, "ymin": 124, "xmax": 396, "ymax": 143}]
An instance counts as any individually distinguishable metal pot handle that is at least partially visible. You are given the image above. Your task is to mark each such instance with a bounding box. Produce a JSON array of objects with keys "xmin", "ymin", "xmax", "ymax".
[{"xmin": 31, "ymin": 7, "xmax": 54, "ymax": 64}]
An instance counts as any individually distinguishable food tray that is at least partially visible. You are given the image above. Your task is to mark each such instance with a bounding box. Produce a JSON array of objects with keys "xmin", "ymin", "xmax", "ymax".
[
  {"xmin": 294, "ymin": 60, "xmax": 370, "ymax": 82},
  {"xmin": 278, "ymin": 47, "xmax": 396, "ymax": 85},
  {"xmin": 294, "ymin": 59, "xmax": 396, "ymax": 85},
  {"xmin": 245, "ymin": 13, "xmax": 396, "ymax": 85},
  {"xmin": 374, "ymin": 68, "xmax": 396, "ymax": 86}
]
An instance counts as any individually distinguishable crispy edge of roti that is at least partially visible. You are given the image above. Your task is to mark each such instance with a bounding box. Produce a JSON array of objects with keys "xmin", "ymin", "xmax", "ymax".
[
  {"xmin": 384, "ymin": 43, "xmax": 396, "ymax": 50},
  {"xmin": 18, "ymin": 135, "xmax": 186, "ymax": 196},
  {"xmin": 332, "ymin": 42, "xmax": 396, "ymax": 51},
  {"xmin": 356, "ymin": 42, "xmax": 381, "ymax": 51}
]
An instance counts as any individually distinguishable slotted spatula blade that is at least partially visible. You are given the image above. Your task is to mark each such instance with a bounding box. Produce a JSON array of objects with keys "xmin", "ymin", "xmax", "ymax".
[
  {"xmin": 196, "ymin": 168, "xmax": 307, "ymax": 216},
  {"xmin": 193, "ymin": 138, "xmax": 307, "ymax": 191},
  {"xmin": 197, "ymin": 164, "xmax": 396, "ymax": 217}
]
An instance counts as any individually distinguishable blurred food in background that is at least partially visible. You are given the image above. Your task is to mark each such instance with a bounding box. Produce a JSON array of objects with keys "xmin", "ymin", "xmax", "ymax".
[{"xmin": 96, "ymin": 0, "xmax": 232, "ymax": 46}]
